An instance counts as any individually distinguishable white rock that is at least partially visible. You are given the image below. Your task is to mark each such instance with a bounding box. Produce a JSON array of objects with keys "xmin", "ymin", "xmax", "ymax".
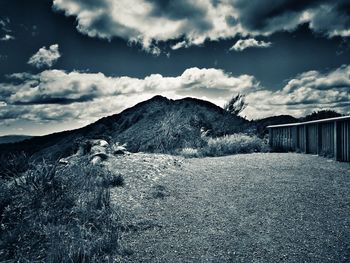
[{"xmin": 91, "ymin": 155, "xmax": 102, "ymax": 165}]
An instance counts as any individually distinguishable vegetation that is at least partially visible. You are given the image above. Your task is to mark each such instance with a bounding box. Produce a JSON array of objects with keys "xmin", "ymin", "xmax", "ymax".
[
  {"xmin": 179, "ymin": 133, "xmax": 270, "ymax": 158},
  {"xmin": 301, "ymin": 110, "xmax": 342, "ymax": 122},
  {"xmin": 223, "ymin": 93, "xmax": 247, "ymax": 116},
  {"xmin": 0, "ymin": 158, "xmax": 123, "ymax": 262},
  {"xmin": 179, "ymin": 148, "xmax": 201, "ymax": 158},
  {"xmin": 202, "ymin": 133, "xmax": 269, "ymax": 157}
]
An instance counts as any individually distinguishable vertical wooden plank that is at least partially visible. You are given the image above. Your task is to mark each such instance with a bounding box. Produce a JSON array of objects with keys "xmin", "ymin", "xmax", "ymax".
[
  {"xmin": 317, "ymin": 123, "xmax": 322, "ymax": 155},
  {"xmin": 346, "ymin": 122, "xmax": 348, "ymax": 161},
  {"xmin": 334, "ymin": 121, "xmax": 339, "ymax": 161},
  {"xmin": 346, "ymin": 121, "xmax": 350, "ymax": 162},
  {"xmin": 294, "ymin": 126, "xmax": 298, "ymax": 151},
  {"xmin": 342, "ymin": 122, "xmax": 345, "ymax": 161},
  {"xmin": 304, "ymin": 124, "xmax": 308, "ymax": 153}
]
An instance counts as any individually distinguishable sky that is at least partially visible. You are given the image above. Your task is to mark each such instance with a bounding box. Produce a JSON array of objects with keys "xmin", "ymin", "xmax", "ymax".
[{"xmin": 0, "ymin": 0, "xmax": 350, "ymax": 136}]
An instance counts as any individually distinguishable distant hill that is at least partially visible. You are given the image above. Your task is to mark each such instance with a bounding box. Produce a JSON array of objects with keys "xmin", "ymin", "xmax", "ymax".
[
  {"xmin": 0, "ymin": 135, "xmax": 34, "ymax": 144},
  {"xmin": 253, "ymin": 115, "xmax": 299, "ymax": 137},
  {"xmin": 0, "ymin": 96, "xmax": 248, "ymax": 160},
  {"xmin": 300, "ymin": 110, "xmax": 342, "ymax": 122}
]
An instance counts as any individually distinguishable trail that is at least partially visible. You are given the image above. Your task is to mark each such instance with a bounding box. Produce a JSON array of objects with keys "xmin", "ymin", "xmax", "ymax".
[{"xmin": 112, "ymin": 153, "xmax": 350, "ymax": 262}]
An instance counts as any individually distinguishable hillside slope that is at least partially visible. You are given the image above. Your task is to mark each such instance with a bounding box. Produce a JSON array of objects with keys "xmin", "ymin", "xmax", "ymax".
[
  {"xmin": 0, "ymin": 96, "xmax": 248, "ymax": 159},
  {"xmin": 0, "ymin": 135, "xmax": 34, "ymax": 144}
]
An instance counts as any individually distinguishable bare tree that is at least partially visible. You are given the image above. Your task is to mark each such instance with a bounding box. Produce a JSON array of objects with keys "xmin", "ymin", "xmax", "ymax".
[{"xmin": 224, "ymin": 93, "xmax": 247, "ymax": 116}]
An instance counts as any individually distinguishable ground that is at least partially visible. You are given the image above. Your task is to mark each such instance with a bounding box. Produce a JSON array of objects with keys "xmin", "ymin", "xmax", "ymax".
[{"xmin": 109, "ymin": 153, "xmax": 350, "ymax": 263}]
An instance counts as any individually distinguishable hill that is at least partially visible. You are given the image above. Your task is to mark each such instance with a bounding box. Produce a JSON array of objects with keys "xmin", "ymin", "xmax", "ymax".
[
  {"xmin": 253, "ymin": 115, "xmax": 299, "ymax": 137},
  {"xmin": 0, "ymin": 135, "xmax": 34, "ymax": 144},
  {"xmin": 0, "ymin": 96, "xmax": 248, "ymax": 160}
]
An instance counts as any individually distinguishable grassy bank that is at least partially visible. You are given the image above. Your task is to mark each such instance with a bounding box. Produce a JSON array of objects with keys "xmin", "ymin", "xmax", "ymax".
[{"xmin": 0, "ymin": 158, "xmax": 123, "ymax": 262}]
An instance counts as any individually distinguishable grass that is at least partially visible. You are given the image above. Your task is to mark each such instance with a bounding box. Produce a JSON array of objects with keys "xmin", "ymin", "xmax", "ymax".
[
  {"xmin": 179, "ymin": 133, "xmax": 270, "ymax": 158},
  {"xmin": 0, "ymin": 157, "xmax": 122, "ymax": 262}
]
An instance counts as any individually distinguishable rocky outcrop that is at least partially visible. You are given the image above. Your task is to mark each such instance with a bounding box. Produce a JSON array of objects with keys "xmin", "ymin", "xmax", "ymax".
[{"xmin": 59, "ymin": 139, "xmax": 129, "ymax": 165}]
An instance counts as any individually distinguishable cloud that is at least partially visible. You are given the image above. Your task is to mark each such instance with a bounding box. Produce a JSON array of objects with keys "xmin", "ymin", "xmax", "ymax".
[
  {"xmin": 171, "ymin": 41, "xmax": 190, "ymax": 50},
  {"xmin": 52, "ymin": 0, "xmax": 350, "ymax": 52},
  {"xmin": 0, "ymin": 65, "xmax": 349, "ymax": 128},
  {"xmin": 244, "ymin": 65, "xmax": 350, "ymax": 119},
  {"xmin": 0, "ymin": 17, "xmax": 12, "ymax": 33},
  {"xmin": 0, "ymin": 67, "xmax": 258, "ymax": 125},
  {"xmin": 0, "ymin": 34, "xmax": 15, "ymax": 41},
  {"xmin": 27, "ymin": 44, "xmax": 61, "ymax": 68},
  {"xmin": 230, "ymin": 38, "xmax": 272, "ymax": 51},
  {"xmin": 0, "ymin": 18, "xmax": 15, "ymax": 41}
]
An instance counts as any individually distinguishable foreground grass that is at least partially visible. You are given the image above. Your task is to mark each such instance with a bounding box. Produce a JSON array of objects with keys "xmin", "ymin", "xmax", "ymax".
[{"xmin": 0, "ymin": 158, "xmax": 122, "ymax": 262}]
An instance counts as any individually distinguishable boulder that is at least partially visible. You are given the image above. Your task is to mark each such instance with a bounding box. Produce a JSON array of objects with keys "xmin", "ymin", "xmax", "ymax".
[
  {"xmin": 114, "ymin": 145, "xmax": 128, "ymax": 155},
  {"xmin": 91, "ymin": 139, "xmax": 109, "ymax": 147},
  {"xmin": 91, "ymin": 155, "xmax": 102, "ymax": 165},
  {"xmin": 90, "ymin": 145, "xmax": 107, "ymax": 156}
]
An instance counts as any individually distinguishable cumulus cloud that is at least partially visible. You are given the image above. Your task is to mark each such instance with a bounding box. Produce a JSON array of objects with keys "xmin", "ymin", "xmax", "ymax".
[
  {"xmin": 0, "ymin": 34, "xmax": 15, "ymax": 41},
  {"xmin": 244, "ymin": 65, "xmax": 350, "ymax": 119},
  {"xmin": 171, "ymin": 41, "xmax": 190, "ymax": 50},
  {"xmin": 0, "ymin": 65, "xmax": 349, "ymax": 127},
  {"xmin": 0, "ymin": 67, "xmax": 258, "ymax": 124},
  {"xmin": 230, "ymin": 38, "xmax": 272, "ymax": 51},
  {"xmin": 52, "ymin": 0, "xmax": 350, "ymax": 52},
  {"xmin": 27, "ymin": 44, "xmax": 61, "ymax": 68}
]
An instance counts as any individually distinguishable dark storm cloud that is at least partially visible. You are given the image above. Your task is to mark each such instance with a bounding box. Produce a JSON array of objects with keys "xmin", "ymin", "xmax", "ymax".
[
  {"xmin": 52, "ymin": 0, "xmax": 350, "ymax": 53},
  {"xmin": 146, "ymin": 0, "xmax": 213, "ymax": 32},
  {"xmin": 12, "ymin": 94, "xmax": 95, "ymax": 105},
  {"xmin": 232, "ymin": 0, "xmax": 350, "ymax": 37},
  {"xmin": 232, "ymin": 0, "xmax": 322, "ymax": 31}
]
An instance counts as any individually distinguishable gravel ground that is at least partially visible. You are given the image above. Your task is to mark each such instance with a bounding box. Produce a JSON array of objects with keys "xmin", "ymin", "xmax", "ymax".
[{"xmin": 112, "ymin": 153, "xmax": 350, "ymax": 263}]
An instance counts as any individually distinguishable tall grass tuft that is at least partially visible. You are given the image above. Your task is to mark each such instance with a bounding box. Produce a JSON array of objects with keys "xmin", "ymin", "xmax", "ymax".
[
  {"xmin": 203, "ymin": 133, "xmax": 270, "ymax": 156},
  {"xmin": 0, "ymin": 157, "xmax": 122, "ymax": 262}
]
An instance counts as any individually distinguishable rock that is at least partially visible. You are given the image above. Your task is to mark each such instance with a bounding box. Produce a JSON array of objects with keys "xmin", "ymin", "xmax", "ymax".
[
  {"xmin": 58, "ymin": 158, "xmax": 69, "ymax": 165},
  {"xmin": 91, "ymin": 139, "xmax": 109, "ymax": 147},
  {"xmin": 91, "ymin": 155, "xmax": 102, "ymax": 165},
  {"xmin": 58, "ymin": 155, "xmax": 79, "ymax": 165},
  {"xmin": 90, "ymin": 145, "xmax": 107, "ymax": 155},
  {"xmin": 113, "ymin": 144, "xmax": 128, "ymax": 155},
  {"xmin": 91, "ymin": 152, "xmax": 109, "ymax": 160}
]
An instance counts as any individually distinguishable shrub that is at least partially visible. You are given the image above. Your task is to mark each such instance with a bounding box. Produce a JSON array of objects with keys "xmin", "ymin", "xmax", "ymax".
[
  {"xmin": 202, "ymin": 133, "xmax": 270, "ymax": 157},
  {"xmin": 0, "ymin": 152, "xmax": 30, "ymax": 179},
  {"xmin": 0, "ymin": 158, "xmax": 122, "ymax": 262},
  {"xmin": 102, "ymin": 172, "xmax": 125, "ymax": 188},
  {"xmin": 179, "ymin": 147, "xmax": 201, "ymax": 158}
]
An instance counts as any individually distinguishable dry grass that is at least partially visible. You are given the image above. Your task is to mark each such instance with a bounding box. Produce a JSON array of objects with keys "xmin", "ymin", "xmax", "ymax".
[
  {"xmin": 202, "ymin": 133, "xmax": 270, "ymax": 157},
  {"xmin": 178, "ymin": 133, "xmax": 270, "ymax": 158},
  {"xmin": 0, "ymin": 158, "xmax": 122, "ymax": 262}
]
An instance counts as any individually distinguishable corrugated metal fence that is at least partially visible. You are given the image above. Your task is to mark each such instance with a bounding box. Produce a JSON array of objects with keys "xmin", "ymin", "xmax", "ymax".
[{"xmin": 267, "ymin": 116, "xmax": 350, "ymax": 162}]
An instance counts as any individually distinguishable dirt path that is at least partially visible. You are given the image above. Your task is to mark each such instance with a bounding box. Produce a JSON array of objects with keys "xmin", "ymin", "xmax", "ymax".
[{"xmin": 114, "ymin": 153, "xmax": 350, "ymax": 262}]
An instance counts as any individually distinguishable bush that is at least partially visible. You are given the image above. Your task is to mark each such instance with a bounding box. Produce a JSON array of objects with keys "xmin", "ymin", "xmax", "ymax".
[
  {"xmin": 179, "ymin": 148, "xmax": 201, "ymax": 158},
  {"xmin": 102, "ymin": 172, "xmax": 125, "ymax": 188},
  {"xmin": 202, "ymin": 133, "xmax": 270, "ymax": 157},
  {"xmin": 0, "ymin": 158, "xmax": 122, "ymax": 262}
]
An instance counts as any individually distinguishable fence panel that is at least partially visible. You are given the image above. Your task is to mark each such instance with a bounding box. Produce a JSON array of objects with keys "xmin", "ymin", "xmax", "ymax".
[{"xmin": 268, "ymin": 116, "xmax": 350, "ymax": 162}]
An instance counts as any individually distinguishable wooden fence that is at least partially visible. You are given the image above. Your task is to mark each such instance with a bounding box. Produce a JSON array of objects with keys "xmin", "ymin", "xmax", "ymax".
[{"xmin": 267, "ymin": 116, "xmax": 350, "ymax": 162}]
